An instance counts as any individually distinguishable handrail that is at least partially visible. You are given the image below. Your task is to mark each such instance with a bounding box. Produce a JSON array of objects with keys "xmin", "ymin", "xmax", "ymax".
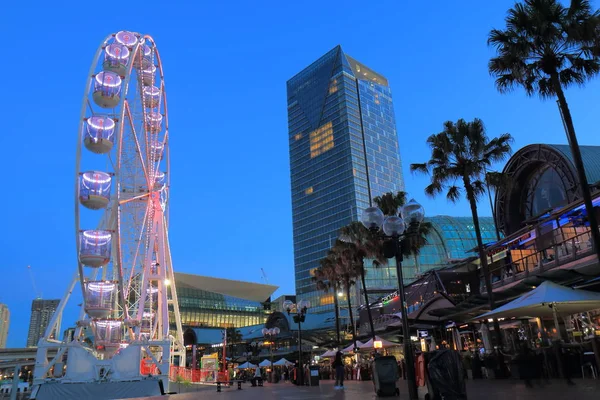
[{"xmin": 484, "ymin": 228, "xmax": 595, "ymax": 290}]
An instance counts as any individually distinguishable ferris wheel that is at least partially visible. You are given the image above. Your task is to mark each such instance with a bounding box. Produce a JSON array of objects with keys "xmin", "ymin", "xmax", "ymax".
[
  {"xmin": 31, "ymin": 31, "xmax": 184, "ymax": 399},
  {"xmin": 73, "ymin": 31, "xmax": 183, "ymax": 357}
]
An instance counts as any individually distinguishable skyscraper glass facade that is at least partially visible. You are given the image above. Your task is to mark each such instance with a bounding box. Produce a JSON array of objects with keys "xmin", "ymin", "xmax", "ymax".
[{"xmin": 287, "ymin": 46, "xmax": 404, "ymax": 313}]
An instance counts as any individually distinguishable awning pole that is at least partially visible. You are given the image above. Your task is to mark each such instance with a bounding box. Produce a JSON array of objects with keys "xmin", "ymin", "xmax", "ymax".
[{"xmin": 552, "ymin": 303, "xmax": 564, "ymax": 342}]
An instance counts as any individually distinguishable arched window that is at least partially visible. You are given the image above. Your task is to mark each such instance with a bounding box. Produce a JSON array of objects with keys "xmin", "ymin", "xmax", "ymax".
[{"xmin": 527, "ymin": 167, "xmax": 568, "ymax": 218}]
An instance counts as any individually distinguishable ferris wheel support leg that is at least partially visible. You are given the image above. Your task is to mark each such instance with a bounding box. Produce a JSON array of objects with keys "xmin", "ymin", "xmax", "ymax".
[
  {"xmin": 41, "ymin": 272, "xmax": 79, "ymax": 342},
  {"xmin": 162, "ymin": 216, "xmax": 185, "ymax": 366}
]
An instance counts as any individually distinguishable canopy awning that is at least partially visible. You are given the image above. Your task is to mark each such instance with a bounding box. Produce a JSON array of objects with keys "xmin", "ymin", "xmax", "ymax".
[
  {"xmin": 320, "ymin": 350, "xmax": 336, "ymax": 358},
  {"xmin": 258, "ymin": 359, "xmax": 272, "ymax": 367},
  {"xmin": 473, "ymin": 281, "xmax": 600, "ymax": 320},
  {"xmin": 273, "ymin": 358, "xmax": 294, "ymax": 366},
  {"xmin": 342, "ymin": 341, "xmax": 364, "ymax": 353},
  {"xmin": 236, "ymin": 362, "xmax": 257, "ymax": 369},
  {"xmin": 359, "ymin": 336, "xmax": 400, "ymax": 349}
]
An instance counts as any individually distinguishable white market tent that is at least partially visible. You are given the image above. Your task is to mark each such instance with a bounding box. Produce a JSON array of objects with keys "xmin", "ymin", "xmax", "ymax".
[
  {"xmin": 273, "ymin": 358, "xmax": 294, "ymax": 366},
  {"xmin": 320, "ymin": 350, "xmax": 336, "ymax": 358},
  {"xmin": 342, "ymin": 341, "xmax": 364, "ymax": 353},
  {"xmin": 474, "ymin": 281, "xmax": 600, "ymax": 320},
  {"xmin": 236, "ymin": 362, "xmax": 257, "ymax": 369},
  {"xmin": 258, "ymin": 359, "xmax": 272, "ymax": 367},
  {"xmin": 359, "ymin": 336, "xmax": 400, "ymax": 350}
]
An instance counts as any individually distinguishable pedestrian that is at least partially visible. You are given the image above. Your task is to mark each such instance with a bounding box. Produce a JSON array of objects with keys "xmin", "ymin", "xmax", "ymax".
[
  {"xmin": 400, "ymin": 358, "xmax": 407, "ymax": 380},
  {"xmin": 332, "ymin": 350, "xmax": 345, "ymax": 390}
]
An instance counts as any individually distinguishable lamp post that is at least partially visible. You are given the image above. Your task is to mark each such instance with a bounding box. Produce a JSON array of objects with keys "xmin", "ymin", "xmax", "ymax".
[
  {"xmin": 283, "ymin": 299, "xmax": 310, "ymax": 386},
  {"xmin": 262, "ymin": 327, "xmax": 280, "ymax": 382},
  {"xmin": 361, "ymin": 198, "xmax": 425, "ymax": 400}
]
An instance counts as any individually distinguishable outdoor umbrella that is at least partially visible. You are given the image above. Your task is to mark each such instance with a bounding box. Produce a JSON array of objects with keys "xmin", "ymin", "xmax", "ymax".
[
  {"xmin": 473, "ymin": 281, "xmax": 600, "ymax": 340},
  {"xmin": 358, "ymin": 336, "xmax": 399, "ymax": 349},
  {"xmin": 474, "ymin": 281, "xmax": 600, "ymax": 320},
  {"xmin": 236, "ymin": 361, "xmax": 257, "ymax": 369},
  {"xmin": 342, "ymin": 341, "xmax": 364, "ymax": 353}
]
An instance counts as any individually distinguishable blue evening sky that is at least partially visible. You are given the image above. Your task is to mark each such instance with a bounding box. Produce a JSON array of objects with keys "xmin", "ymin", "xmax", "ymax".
[{"xmin": 2, "ymin": 0, "xmax": 599, "ymax": 347}]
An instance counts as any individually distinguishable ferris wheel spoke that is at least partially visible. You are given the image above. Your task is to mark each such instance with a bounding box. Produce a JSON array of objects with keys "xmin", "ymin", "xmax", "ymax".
[
  {"xmin": 124, "ymin": 100, "xmax": 150, "ymax": 186},
  {"xmin": 119, "ymin": 192, "xmax": 150, "ymax": 205}
]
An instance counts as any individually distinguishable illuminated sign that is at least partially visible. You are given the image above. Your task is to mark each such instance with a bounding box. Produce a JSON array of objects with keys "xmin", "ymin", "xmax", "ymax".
[
  {"xmin": 381, "ymin": 291, "xmax": 399, "ymax": 304},
  {"xmin": 374, "ymin": 340, "xmax": 383, "ymax": 349}
]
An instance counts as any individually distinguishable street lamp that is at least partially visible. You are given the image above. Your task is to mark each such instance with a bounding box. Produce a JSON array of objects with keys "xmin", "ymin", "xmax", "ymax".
[
  {"xmin": 284, "ymin": 299, "xmax": 310, "ymax": 386},
  {"xmin": 361, "ymin": 198, "xmax": 425, "ymax": 400},
  {"xmin": 262, "ymin": 327, "xmax": 280, "ymax": 382}
]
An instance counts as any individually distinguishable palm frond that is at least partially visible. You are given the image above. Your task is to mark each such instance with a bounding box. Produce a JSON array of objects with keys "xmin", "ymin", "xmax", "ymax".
[
  {"xmin": 446, "ymin": 185, "xmax": 462, "ymax": 203},
  {"xmin": 488, "ymin": 0, "xmax": 600, "ymax": 97}
]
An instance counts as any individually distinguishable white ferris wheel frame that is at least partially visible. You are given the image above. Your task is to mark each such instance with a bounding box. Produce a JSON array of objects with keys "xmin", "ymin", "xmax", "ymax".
[{"xmin": 33, "ymin": 32, "xmax": 185, "ymax": 396}]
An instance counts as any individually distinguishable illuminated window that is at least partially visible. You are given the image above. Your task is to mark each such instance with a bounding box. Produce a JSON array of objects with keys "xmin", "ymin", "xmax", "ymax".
[
  {"xmin": 305, "ymin": 187, "xmax": 314, "ymax": 195},
  {"xmin": 329, "ymin": 78, "xmax": 338, "ymax": 94},
  {"xmin": 320, "ymin": 295, "xmax": 334, "ymax": 306},
  {"xmin": 309, "ymin": 121, "xmax": 334, "ymax": 158},
  {"xmin": 295, "ymin": 133, "xmax": 302, "ymax": 141}
]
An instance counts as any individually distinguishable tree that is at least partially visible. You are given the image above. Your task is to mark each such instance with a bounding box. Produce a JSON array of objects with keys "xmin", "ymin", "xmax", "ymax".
[
  {"xmin": 338, "ymin": 221, "xmax": 384, "ymax": 343},
  {"xmin": 313, "ymin": 252, "xmax": 342, "ymax": 346},
  {"xmin": 225, "ymin": 327, "xmax": 243, "ymax": 361},
  {"xmin": 411, "ymin": 118, "xmax": 513, "ymax": 344},
  {"xmin": 488, "ymin": 0, "xmax": 600, "ymax": 259},
  {"xmin": 315, "ymin": 241, "xmax": 361, "ymax": 350}
]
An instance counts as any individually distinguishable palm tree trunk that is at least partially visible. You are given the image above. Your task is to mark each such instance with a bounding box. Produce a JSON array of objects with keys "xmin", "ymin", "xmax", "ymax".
[
  {"xmin": 552, "ymin": 76, "xmax": 600, "ymax": 262},
  {"xmin": 360, "ymin": 268, "xmax": 376, "ymax": 342},
  {"xmin": 333, "ymin": 283, "xmax": 341, "ymax": 346},
  {"xmin": 464, "ymin": 178, "xmax": 502, "ymax": 345},
  {"xmin": 345, "ymin": 283, "xmax": 357, "ymax": 351},
  {"xmin": 484, "ymin": 166, "xmax": 501, "ymax": 241}
]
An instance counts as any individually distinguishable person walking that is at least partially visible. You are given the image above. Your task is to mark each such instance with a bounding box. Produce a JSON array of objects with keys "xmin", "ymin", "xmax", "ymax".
[{"xmin": 332, "ymin": 351, "xmax": 345, "ymax": 390}]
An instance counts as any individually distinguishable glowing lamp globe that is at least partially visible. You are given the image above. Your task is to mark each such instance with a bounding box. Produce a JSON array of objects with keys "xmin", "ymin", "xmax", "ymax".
[
  {"xmin": 282, "ymin": 300, "xmax": 294, "ymax": 311},
  {"xmin": 361, "ymin": 207, "xmax": 384, "ymax": 230},
  {"xmin": 383, "ymin": 216, "xmax": 405, "ymax": 237},
  {"xmin": 402, "ymin": 198, "xmax": 425, "ymax": 225}
]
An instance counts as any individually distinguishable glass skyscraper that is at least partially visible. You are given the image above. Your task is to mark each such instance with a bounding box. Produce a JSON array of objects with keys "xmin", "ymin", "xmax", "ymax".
[{"xmin": 287, "ymin": 46, "xmax": 404, "ymax": 313}]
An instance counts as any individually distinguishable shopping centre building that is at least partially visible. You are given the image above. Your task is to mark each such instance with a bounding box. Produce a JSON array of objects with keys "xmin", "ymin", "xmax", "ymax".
[{"xmin": 358, "ymin": 143, "xmax": 600, "ymax": 350}]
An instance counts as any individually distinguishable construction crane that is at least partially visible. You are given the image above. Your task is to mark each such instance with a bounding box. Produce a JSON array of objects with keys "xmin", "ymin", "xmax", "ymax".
[
  {"xmin": 260, "ymin": 268, "xmax": 269, "ymax": 284},
  {"xmin": 27, "ymin": 265, "xmax": 42, "ymax": 299}
]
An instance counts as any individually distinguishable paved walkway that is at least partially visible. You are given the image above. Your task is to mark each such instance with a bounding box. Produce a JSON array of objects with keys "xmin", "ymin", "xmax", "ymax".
[{"xmin": 131, "ymin": 379, "xmax": 600, "ymax": 400}]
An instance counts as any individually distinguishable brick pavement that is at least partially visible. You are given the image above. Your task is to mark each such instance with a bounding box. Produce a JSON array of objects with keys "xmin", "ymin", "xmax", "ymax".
[{"xmin": 131, "ymin": 378, "xmax": 600, "ymax": 400}]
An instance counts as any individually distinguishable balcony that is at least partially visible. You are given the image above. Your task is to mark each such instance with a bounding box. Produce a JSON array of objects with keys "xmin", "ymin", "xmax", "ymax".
[{"xmin": 481, "ymin": 194, "xmax": 600, "ymax": 295}]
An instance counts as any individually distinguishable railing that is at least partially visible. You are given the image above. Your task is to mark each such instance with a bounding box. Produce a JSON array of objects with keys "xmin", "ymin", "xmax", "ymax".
[
  {"xmin": 169, "ymin": 366, "xmax": 227, "ymax": 383},
  {"xmin": 484, "ymin": 229, "xmax": 596, "ymax": 291}
]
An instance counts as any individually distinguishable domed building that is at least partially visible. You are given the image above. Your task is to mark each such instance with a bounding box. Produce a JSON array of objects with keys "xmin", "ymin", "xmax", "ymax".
[
  {"xmin": 495, "ymin": 144, "xmax": 600, "ymax": 236},
  {"xmin": 362, "ymin": 215, "xmax": 498, "ymax": 296}
]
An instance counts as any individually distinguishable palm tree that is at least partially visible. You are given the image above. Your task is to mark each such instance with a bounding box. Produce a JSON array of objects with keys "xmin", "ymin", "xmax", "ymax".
[
  {"xmin": 411, "ymin": 118, "xmax": 513, "ymax": 343},
  {"xmin": 334, "ymin": 241, "xmax": 362, "ymax": 352},
  {"xmin": 488, "ymin": 0, "xmax": 600, "ymax": 258},
  {"xmin": 225, "ymin": 327, "xmax": 243, "ymax": 361},
  {"xmin": 315, "ymin": 241, "xmax": 361, "ymax": 350},
  {"xmin": 313, "ymin": 253, "xmax": 343, "ymax": 346},
  {"xmin": 338, "ymin": 221, "xmax": 384, "ymax": 343}
]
